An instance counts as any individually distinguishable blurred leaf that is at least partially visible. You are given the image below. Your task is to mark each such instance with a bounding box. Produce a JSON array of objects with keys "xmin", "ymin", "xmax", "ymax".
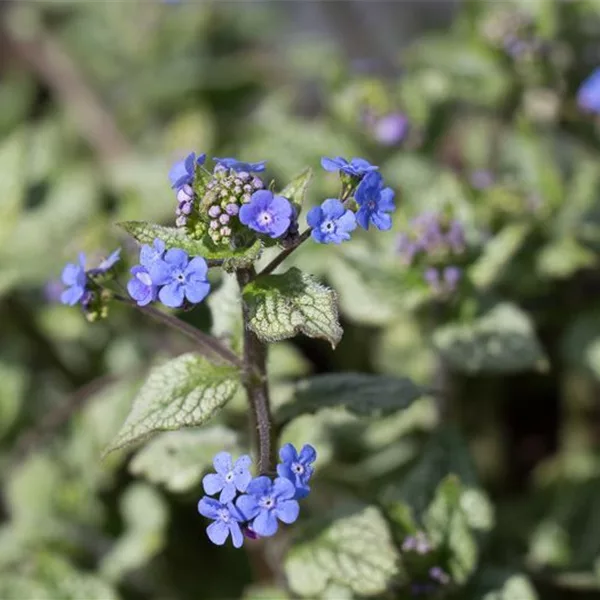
[
  {"xmin": 104, "ymin": 353, "xmax": 240, "ymax": 454},
  {"xmin": 100, "ymin": 483, "xmax": 168, "ymax": 582},
  {"xmin": 130, "ymin": 426, "xmax": 240, "ymax": 492},
  {"xmin": 0, "ymin": 128, "xmax": 28, "ymax": 246},
  {"xmin": 467, "ymin": 568, "xmax": 539, "ymax": 600},
  {"xmin": 285, "ymin": 504, "xmax": 401, "ymax": 597},
  {"xmin": 208, "ymin": 273, "xmax": 243, "ymax": 355},
  {"xmin": 276, "ymin": 373, "xmax": 426, "ymax": 424},
  {"xmin": 433, "ymin": 303, "xmax": 546, "ymax": 374},
  {"xmin": 536, "ymin": 237, "xmax": 596, "ymax": 279},
  {"xmin": 243, "ymin": 585, "xmax": 290, "ymax": 600},
  {"xmin": 242, "ymin": 267, "xmax": 342, "ymax": 348},
  {"xmin": 562, "ymin": 310, "xmax": 600, "ymax": 379},
  {"xmin": 278, "ymin": 167, "xmax": 312, "ymax": 214},
  {"xmin": 0, "ymin": 360, "xmax": 26, "ymax": 439}
]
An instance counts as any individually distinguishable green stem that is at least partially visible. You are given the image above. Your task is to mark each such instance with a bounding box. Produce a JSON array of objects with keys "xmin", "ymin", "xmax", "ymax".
[
  {"xmin": 258, "ymin": 229, "xmax": 311, "ymax": 277},
  {"xmin": 236, "ymin": 268, "xmax": 276, "ymax": 473}
]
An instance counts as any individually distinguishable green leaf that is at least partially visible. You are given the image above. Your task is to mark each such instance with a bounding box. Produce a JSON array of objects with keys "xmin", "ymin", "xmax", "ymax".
[
  {"xmin": 285, "ymin": 504, "xmax": 401, "ymax": 597},
  {"xmin": 468, "ymin": 568, "xmax": 539, "ymax": 600},
  {"xmin": 118, "ymin": 221, "xmax": 262, "ymax": 268},
  {"xmin": 208, "ymin": 273, "xmax": 243, "ymax": 354},
  {"xmin": 470, "ymin": 223, "xmax": 531, "ymax": 289},
  {"xmin": 104, "ymin": 353, "xmax": 240, "ymax": 454},
  {"xmin": 129, "ymin": 426, "xmax": 240, "ymax": 492},
  {"xmin": 562, "ymin": 310, "xmax": 600, "ymax": 379},
  {"xmin": 537, "ymin": 237, "xmax": 596, "ymax": 280},
  {"xmin": 279, "ymin": 167, "xmax": 312, "ymax": 213},
  {"xmin": 242, "ymin": 267, "xmax": 342, "ymax": 348},
  {"xmin": 275, "ymin": 373, "xmax": 426, "ymax": 424},
  {"xmin": 0, "ymin": 128, "xmax": 27, "ymax": 246},
  {"xmin": 433, "ymin": 303, "xmax": 547, "ymax": 374}
]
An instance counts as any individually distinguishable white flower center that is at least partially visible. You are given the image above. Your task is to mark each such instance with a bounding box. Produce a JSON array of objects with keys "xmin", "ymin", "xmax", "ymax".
[
  {"xmin": 258, "ymin": 211, "xmax": 272, "ymax": 225},
  {"xmin": 321, "ymin": 220, "xmax": 335, "ymax": 233},
  {"xmin": 292, "ymin": 462, "xmax": 304, "ymax": 474},
  {"xmin": 260, "ymin": 496, "xmax": 275, "ymax": 509},
  {"xmin": 225, "ymin": 472, "xmax": 234, "ymax": 483},
  {"xmin": 218, "ymin": 508, "xmax": 230, "ymax": 522}
]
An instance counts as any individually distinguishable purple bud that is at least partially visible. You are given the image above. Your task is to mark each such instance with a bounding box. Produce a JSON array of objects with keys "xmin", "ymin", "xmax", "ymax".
[
  {"xmin": 429, "ymin": 567, "xmax": 450, "ymax": 585},
  {"xmin": 175, "ymin": 216, "xmax": 187, "ymax": 228},
  {"xmin": 208, "ymin": 205, "xmax": 221, "ymax": 218},
  {"xmin": 251, "ymin": 177, "xmax": 264, "ymax": 190},
  {"xmin": 237, "ymin": 171, "xmax": 250, "ymax": 182},
  {"xmin": 401, "ymin": 536, "xmax": 417, "ymax": 552},
  {"xmin": 219, "ymin": 213, "xmax": 230, "ymax": 225},
  {"xmin": 396, "ymin": 233, "xmax": 418, "ymax": 265},
  {"xmin": 209, "ymin": 220, "xmax": 219, "ymax": 230},
  {"xmin": 373, "ymin": 112, "xmax": 409, "ymax": 146},
  {"xmin": 176, "ymin": 184, "xmax": 194, "ymax": 203},
  {"xmin": 225, "ymin": 203, "xmax": 239, "ymax": 216},
  {"xmin": 220, "ymin": 226, "xmax": 232, "ymax": 236},
  {"xmin": 446, "ymin": 220, "xmax": 465, "ymax": 253},
  {"xmin": 179, "ymin": 201, "xmax": 192, "ymax": 215},
  {"xmin": 444, "ymin": 266, "xmax": 462, "ymax": 291},
  {"xmin": 243, "ymin": 184, "xmax": 252, "ymax": 193},
  {"xmin": 242, "ymin": 193, "xmax": 252, "ymax": 204},
  {"xmin": 234, "ymin": 186, "xmax": 242, "ymax": 194},
  {"xmin": 243, "ymin": 526, "xmax": 260, "ymax": 540}
]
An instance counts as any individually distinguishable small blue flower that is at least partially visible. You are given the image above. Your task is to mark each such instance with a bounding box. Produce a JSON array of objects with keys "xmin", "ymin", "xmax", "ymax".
[
  {"xmin": 236, "ymin": 476, "xmax": 299, "ymax": 537},
  {"xmin": 306, "ymin": 199, "xmax": 356, "ymax": 244},
  {"xmin": 213, "ymin": 157, "xmax": 266, "ymax": 173},
  {"xmin": 88, "ymin": 248, "xmax": 121, "ymax": 276},
  {"xmin": 169, "ymin": 152, "xmax": 206, "ymax": 190},
  {"xmin": 276, "ymin": 443, "xmax": 316, "ymax": 499},
  {"xmin": 239, "ymin": 190, "xmax": 293, "ymax": 238},
  {"xmin": 443, "ymin": 266, "xmax": 462, "ymax": 292},
  {"xmin": 320, "ymin": 156, "xmax": 378, "ymax": 178},
  {"xmin": 202, "ymin": 452, "xmax": 253, "ymax": 504},
  {"xmin": 60, "ymin": 253, "xmax": 87, "ymax": 306},
  {"xmin": 578, "ymin": 68, "xmax": 600, "ymax": 113},
  {"xmin": 150, "ymin": 249, "xmax": 210, "ymax": 308},
  {"xmin": 197, "ymin": 496, "xmax": 245, "ymax": 548},
  {"xmin": 127, "ymin": 266, "xmax": 157, "ymax": 306},
  {"xmin": 355, "ymin": 171, "xmax": 395, "ymax": 230}
]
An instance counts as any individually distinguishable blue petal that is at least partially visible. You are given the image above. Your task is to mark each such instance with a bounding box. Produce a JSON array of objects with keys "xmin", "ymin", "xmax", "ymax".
[
  {"xmin": 148, "ymin": 260, "xmax": 173, "ymax": 286},
  {"xmin": 320, "ymin": 156, "xmax": 346, "ymax": 172},
  {"xmin": 229, "ymin": 522, "xmax": 244, "ymax": 548},
  {"xmin": 219, "ymin": 482, "xmax": 237, "ymax": 504},
  {"xmin": 238, "ymin": 204, "xmax": 254, "ymax": 227},
  {"xmin": 276, "ymin": 463, "xmax": 294, "ymax": 481},
  {"xmin": 236, "ymin": 494, "xmax": 260, "ymax": 520},
  {"xmin": 371, "ymin": 212, "xmax": 392, "ymax": 231},
  {"xmin": 320, "ymin": 198, "xmax": 345, "ymax": 219},
  {"xmin": 163, "ymin": 248, "xmax": 189, "ymax": 269},
  {"xmin": 253, "ymin": 510, "xmax": 278, "ymax": 537},
  {"xmin": 272, "ymin": 477, "xmax": 296, "ymax": 501},
  {"xmin": 97, "ymin": 248, "xmax": 121, "ymax": 272},
  {"xmin": 197, "ymin": 496, "xmax": 222, "ymax": 519},
  {"xmin": 196, "ymin": 153, "xmax": 207, "ymax": 166},
  {"xmin": 275, "ymin": 499, "xmax": 299, "ymax": 524},
  {"xmin": 185, "ymin": 256, "xmax": 208, "ymax": 279},
  {"xmin": 310, "ymin": 228, "xmax": 325, "ymax": 244},
  {"xmin": 246, "ymin": 475, "xmax": 272, "ymax": 497},
  {"xmin": 184, "ymin": 152, "xmax": 196, "ymax": 175},
  {"xmin": 184, "ymin": 281, "xmax": 210, "ymax": 304},
  {"xmin": 279, "ymin": 443, "xmax": 298, "ymax": 464},
  {"xmin": 306, "ymin": 206, "xmax": 323, "ymax": 229},
  {"xmin": 60, "ymin": 285, "xmax": 85, "ymax": 306},
  {"xmin": 169, "ymin": 160, "xmax": 189, "ymax": 189},
  {"xmin": 299, "ymin": 444, "xmax": 317, "ymax": 464},
  {"xmin": 356, "ymin": 207, "xmax": 371, "ymax": 230},
  {"xmin": 213, "ymin": 451, "xmax": 233, "ymax": 475},
  {"xmin": 336, "ymin": 210, "xmax": 357, "ymax": 234},
  {"xmin": 158, "ymin": 282, "xmax": 185, "ymax": 308},
  {"xmin": 378, "ymin": 187, "xmax": 396, "ymax": 211},
  {"xmin": 61, "ymin": 263, "xmax": 81, "ymax": 286},
  {"xmin": 202, "ymin": 473, "xmax": 224, "ymax": 496},
  {"xmin": 127, "ymin": 275, "xmax": 154, "ymax": 306},
  {"xmin": 207, "ymin": 521, "xmax": 229, "ymax": 545}
]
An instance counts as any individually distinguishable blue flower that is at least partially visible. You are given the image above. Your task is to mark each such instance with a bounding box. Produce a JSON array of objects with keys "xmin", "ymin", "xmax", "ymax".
[
  {"xmin": 306, "ymin": 199, "xmax": 357, "ymax": 244},
  {"xmin": 239, "ymin": 190, "xmax": 293, "ymax": 238},
  {"xmin": 60, "ymin": 253, "xmax": 87, "ymax": 306},
  {"xmin": 236, "ymin": 476, "xmax": 299, "ymax": 537},
  {"xmin": 355, "ymin": 171, "xmax": 395, "ymax": 230},
  {"xmin": 202, "ymin": 452, "xmax": 253, "ymax": 504},
  {"xmin": 150, "ymin": 249, "xmax": 210, "ymax": 308},
  {"xmin": 169, "ymin": 152, "xmax": 206, "ymax": 190},
  {"xmin": 276, "ymin": 443, "xmax": 316, "ymax": 499},
  {"xmin": 87, "ymin": 248, "xmax": 121, "ymax": 276},
  {"xmin": 578, "ymin": 68, "xmax": 600, "ymax": 113},
  {"xmin": 213, "ymin": 157, "xmax": 266, "ymax": 173},
  {"xmin": 320, "ymin": 156, "xmax": 378, "ymax": 178},
  {"xmin": 197, "ymin": 497, "xmax": 245, "ymax": 548},
  {"xmin": 140, "ymin": 239, "xmax": 166, "ymax": 268},
  {"xmin": 127, "ymin": 266, "xmax": 157, "ymax": 307}
]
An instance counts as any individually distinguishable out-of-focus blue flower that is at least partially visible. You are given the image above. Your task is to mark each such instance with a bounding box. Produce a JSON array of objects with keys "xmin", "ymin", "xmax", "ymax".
[
  {"xmin": 443, "ymin": 266, "xmax": 462, "ymax": 291},
  {"xmin": 578, "ymin": 68, "xmax": 600, "ymax": 114},
  {"xmin": 470, "ymin": 170, "xmax": 494, "ymax": 190},
  {"xmin": 197, "ymin": 497, "xmax": 245, "ymax": 548},
  {"xmin": 213, "ymin": 158, "xmax": 266, "ymax": 173},
  {"xmin": 429, "ymin": 567, "xmax": 450, "ymax": 585},
  {"xmin": 60, "ymin": 253, "xmax": 87, "ymax": 306},
  {"xmin": 239, "ymin": 190, "xmax": 293, "ymax": 238},
  {"xmin": 276, "ymin": 443, "xmax": 316, "ymax": 499},
  {"xmin": 320, "ymin": 156, "xmax": 378, "ymax": 178},
  {"xmin": 355, "ymin": 171, "xmax": 395, "ymax": 230},
  {"xmin": 127, "ymin": 266, "xmax": 157, "ymax": 307},
  {"xmin": 236, "ymin": 476, "xmax": 299, "ymax": 537},
  {"xmin": 401, "ymin": 531, "xmax": 432, "ymax": 554},
  {"xmin": 88, "ymin": 249, "xmax": 121, "ymax": 276},
  {"xmin": 424, "ymin": 266, "xmax": 462, "ymax": 293},
  {"xmin": 169, "ymin": 152, "xmax": 206, "ymax": 190},
  {"xmin": 202, "ymin": 452, "xmax": 253, "ymax": 504},
  {"xmin": 373, "ymin": 112, "xmax": 409, "ymax": 146},
  {"xmin": 150, "ymin": 249, "xmax": 210, "ymax": 308},
  {"xmin": 306, "ymin": 199, "xmax": 356, "ymax": 244}
]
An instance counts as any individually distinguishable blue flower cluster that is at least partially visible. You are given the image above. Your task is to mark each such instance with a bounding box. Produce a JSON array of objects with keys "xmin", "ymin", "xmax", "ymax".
[
  {"xmin": 127, "ymin": 239, "xmax": 210, "ymax": 309},
  {"xmin": 197, "ymin": 444, "xmax": 316, "ymax": 548},
  {"xmin": 396, "ymin": 211, "xmax": 465, "ymax": 294},
  {"xmin": 307, "ymin": 156, "xmax": 396, "ymax": 245},
  {"xmin": 401, "ymin": 532, "xmax": 451, "ymax": 597}
]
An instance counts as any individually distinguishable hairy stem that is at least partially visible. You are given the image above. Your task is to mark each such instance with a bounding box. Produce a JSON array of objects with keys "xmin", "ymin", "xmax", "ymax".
[
  {"xmin": 258, "ymin": 229, "xmax": 311, "ymax": 277},
  {"xmin": 236, "ymin": 268, "xmax": 276, "ymax": 473}
]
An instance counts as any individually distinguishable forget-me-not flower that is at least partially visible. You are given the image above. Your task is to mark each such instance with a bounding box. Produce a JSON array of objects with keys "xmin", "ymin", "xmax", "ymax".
[
  {"xmin": 320, "ymin": 156, "xmax": 378, "ymax": 178},
  {"xmin": 239, "ymin": 190, "xmax": 293, "ymax": 238},
  {"xmin": 276, "ymin": 443, "xmax": 316, "ymax": 499},
  {"xmin": 169, "ymin": 152, "xmax": 206, "ymax": 190},
  {"xmin": 202, "ymin": 452, "xmax": 253, "ymax": 504},
  {"xmin": 213, "ymin": 157, "xmax": 266, "ymax": 173},
  {"xmin": 577, "ymin": 68, "xmax": 600, "ymax": 114},
  {"xmin": 197, "ymin": 497, "xmax": 245, "ymax": 548},
  {"xmin": 306, "ymin": 199, "xmax": 356, "ymax": 244},
  {"xmin": 355, "ymin": 171, "xmax": 395, "ymax": 230},
  {"xmin": 150, "ymin": 248, "xmax": 210, "ymax": 308},
  {"xmin": 236, "ymin": 476, "xmax": 299, "ymax": 537}
]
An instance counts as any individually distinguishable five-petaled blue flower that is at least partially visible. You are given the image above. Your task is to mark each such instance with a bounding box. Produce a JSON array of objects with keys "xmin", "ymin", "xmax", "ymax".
[
  {"xmin": 150, "ymin": 249, "xmax": 210, "ymax": 308},
  {"xmin": 203, "ymin": 452, "xmax": 253, "ymax": 504},
  {"xmin": 236, "ymin": 476, "xmax": 299, "ymax": 537},
  {"xmin": 197, "ymin": 497, "xmax": 245, "ymax": 548},
  {"xmin": 355, "ymin": 171, "xmax": 395, "ymax": 231},
  {"xmin": 277, "ymin": 443, "xmax": 316, "ymax": 499},
  {"xmin": 169, "ymin": 152, "xmax": 206, "ymax": 190},
  {"xmin": 239, "ymin": 190, "xmax": 293, "ymax": 238},
  {"xmin": 578, "ymin": 68, "xmax": 600, "ymax": 114},
  {"xmin": 306, "ymin": 199, "xmax": 357, "ymax": 244},
  {"xmin": 321, "ymin": 156, "xmax": 378, "ymax": 178},
  {"xmin": 213, "ymin": 157, "xmax": 266, "ymax": 173}
]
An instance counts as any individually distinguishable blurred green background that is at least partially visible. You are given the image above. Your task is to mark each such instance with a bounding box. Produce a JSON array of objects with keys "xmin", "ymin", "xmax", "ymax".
[{"xmin": 5, "ymin": 1, "xmax": 600, "ymax": 598}]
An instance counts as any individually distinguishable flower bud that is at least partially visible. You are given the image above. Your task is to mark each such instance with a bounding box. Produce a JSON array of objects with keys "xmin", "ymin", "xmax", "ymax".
[
  {"xmin": 208, "ymin": 205, "xmax": 221, "ymax": 218},
  {"xmin": 219, "ymin": 214, "xmax": 230, "ymax": 225}
]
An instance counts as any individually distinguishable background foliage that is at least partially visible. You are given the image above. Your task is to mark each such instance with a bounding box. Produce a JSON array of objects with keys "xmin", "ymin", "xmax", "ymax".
[{"xmin": 3, "ymin": 0, "xmax": 600, "ymax": 598}]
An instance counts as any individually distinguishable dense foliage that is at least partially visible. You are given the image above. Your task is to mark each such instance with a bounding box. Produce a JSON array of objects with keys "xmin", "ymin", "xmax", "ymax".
[{"xmin": 4, "ymin": 1, "xmax": 600, "ymax": 599}]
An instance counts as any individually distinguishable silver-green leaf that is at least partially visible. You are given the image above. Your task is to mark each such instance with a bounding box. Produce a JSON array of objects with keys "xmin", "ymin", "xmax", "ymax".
[
  {"xmin": 104, "ymin": 354, "xmax": 240, "ymax": 454},
  {"xmin": 279, "ymin": 167, "xmax": 312, "ymax": 213},
  {"xmin": 242, "ymin": 267, "xmax": 342, "ymax": 348},
  {"xmin": 285, "ymin": 504, "xmax": 401, "ymax": 597}
]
